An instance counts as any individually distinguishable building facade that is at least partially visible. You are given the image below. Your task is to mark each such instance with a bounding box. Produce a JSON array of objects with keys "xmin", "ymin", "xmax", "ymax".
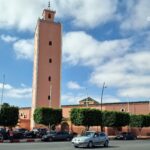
[
  {"xmin": 31, "ymin": 7, "xmax": 62, "ymax": 128},
  {"xmin": 19, "ymin": 99, "xmax": 150, "ymax": 136},
  {"xmin": 19, "ymin": 7, "xmax": 150, "ymax": 135}
]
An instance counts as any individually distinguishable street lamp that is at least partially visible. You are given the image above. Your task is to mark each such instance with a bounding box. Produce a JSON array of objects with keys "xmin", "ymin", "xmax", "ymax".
[
  {"xmin": 0, "ymin": 74, "xmax": 5, "ymax": 112},
  {"xmin": 101, "ymin": 82, "xmax": 106, "ymax": 132},
  {"xmin": 148, "ymin": 99, "xmax": 150, "ymax": 114},
  {"xmin": 86, "ymin": 88, "xmax": 89, "ymax": 107}
]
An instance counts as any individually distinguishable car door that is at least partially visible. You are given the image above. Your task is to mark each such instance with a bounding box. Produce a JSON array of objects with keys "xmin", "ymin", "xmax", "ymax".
[
  {"xmin": 54, "ymin": 132, "xmax": 62, "ymax": 140},
  {"xmin": 99, "ymin": 133, "xmax": 106, "ymax": 145},
  {"xmin": 92, "ymin": 133, "xmax": 101, "ymax": 146},
  {"xmin": 56, "ymin": 132, "xmax": 65, "ymax": 140}
]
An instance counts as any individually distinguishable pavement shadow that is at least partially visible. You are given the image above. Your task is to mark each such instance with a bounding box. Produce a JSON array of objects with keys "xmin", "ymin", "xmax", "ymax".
[{"xmin": 78, "ymin": 145, "xmax": 120, "ymax": 149}]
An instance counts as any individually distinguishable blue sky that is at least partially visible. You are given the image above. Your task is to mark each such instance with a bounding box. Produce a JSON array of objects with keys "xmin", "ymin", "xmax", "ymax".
[{"xmin": 0, "ymin": 0, "xmax": 150, "ymax": 107}]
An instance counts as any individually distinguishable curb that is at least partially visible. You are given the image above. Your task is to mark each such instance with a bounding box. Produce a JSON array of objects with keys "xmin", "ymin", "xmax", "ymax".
[
  {"xmin": 108, "ymin": 136, "xmax": 150, "ymax": 140},
  {"xmin": 0, "ymin": 139, "xmax": 41, "ymax": 143}
]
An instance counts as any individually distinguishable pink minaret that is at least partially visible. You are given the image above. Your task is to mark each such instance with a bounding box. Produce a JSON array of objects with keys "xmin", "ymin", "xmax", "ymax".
[{"xmin": 31, "ymin": 5, "xmax": 62, "ymax": 128}]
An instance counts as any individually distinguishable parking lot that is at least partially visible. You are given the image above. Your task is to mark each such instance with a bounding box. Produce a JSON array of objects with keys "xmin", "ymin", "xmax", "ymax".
[{"xmin": 0, "ymin": 140, "xmax": 150, "ymax": 150}]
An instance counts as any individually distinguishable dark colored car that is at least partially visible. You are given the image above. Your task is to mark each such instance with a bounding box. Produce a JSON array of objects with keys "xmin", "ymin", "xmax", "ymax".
[
  {"xmin": 115, "ymin": 132, "xmax": 137, "ymax": 140},
  {"xmin": 24, "ymin": 131, "xmax": 36, "ymax": 138},
  {"xmin": 0, "ymin": 128, "xmax": 9, "ymax": 140},
  {"xmin": 13, "ymin": 128, "xmax": 28, "ymax": 139},
  {"xmin": 41, "ymin": 131, "xmax": 73, "ymax": 142},
  {"xmin": 14, "ymin": 128, "xmax": 28, "ymax": 133},
  {"xmin": 0, "ymin": 133, "xmax": 3, "ymax": 140},
  {"xmin": 32, "ymin": 128, "xmax": 48, "ymax": 138}
]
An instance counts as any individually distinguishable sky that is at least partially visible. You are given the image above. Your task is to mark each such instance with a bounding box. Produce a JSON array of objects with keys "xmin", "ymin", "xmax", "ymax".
[{"xmin": 0, "ymin": 0, "xmax": 150, "ymax": 107}]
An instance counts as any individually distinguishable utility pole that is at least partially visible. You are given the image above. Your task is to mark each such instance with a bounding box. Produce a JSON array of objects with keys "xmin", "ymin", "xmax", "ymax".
[
  {"xmin": 101, "ymin": 82, "xmax": 106, "ymax": 132},
  {"xmin": 148, "ymin": 99, "xmax": 150, "ymax": 114},
  {"xmin": 85, "ymin": 88, "xmax": 88, "ymax": 107},
  {"xmin": 127, "ymin": 95, "xmax": 130, "ymax": 114},
  {"xmin": 0, "ymin": 74, "xmax": 5, "ymax": 111}
]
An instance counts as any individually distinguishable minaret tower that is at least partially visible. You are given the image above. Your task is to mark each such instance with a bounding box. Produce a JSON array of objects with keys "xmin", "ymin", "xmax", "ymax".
[{"xmin": 31, "ymin": 3, "xmax": 62, "ymax": 128}]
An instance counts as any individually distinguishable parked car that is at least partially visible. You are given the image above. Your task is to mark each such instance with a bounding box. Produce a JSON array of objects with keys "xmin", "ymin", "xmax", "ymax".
[
  {"xmin": 0, "ymin": 128, "xmax": 9, "ymax": 140},
  {"xmin": 115, "ymin": 132, "xmax": 137, "ymax": 140},
  {"xmin": 14, "ymin": 128, "xmax": 29, "ymax": 134},
  {"xmin": 13, "ymin": 128, "xmax": 28, "ymax": 139},
  {"xmin": 41, "ymin": 131, "xmax": 73, "ymax": 142},
  {"xmin": 32, "ymin": 128, "xmax": 48, "ymax": 138},
  {"xmin": 0, "ymin": 133, "xmax": 3, "ymax": 140},
  {"xmin": 23, "ymin": 131, "xmax": 36, "ymax": 138},
  {"xmin": 72, "ymin": 131, "xmax": 109, "ymax": 148}
]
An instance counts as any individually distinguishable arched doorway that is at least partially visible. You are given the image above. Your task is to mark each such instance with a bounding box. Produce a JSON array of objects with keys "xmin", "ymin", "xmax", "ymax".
[{"xmin": 61, "ymin": 122, "xmax": 69, "ymax": 132}]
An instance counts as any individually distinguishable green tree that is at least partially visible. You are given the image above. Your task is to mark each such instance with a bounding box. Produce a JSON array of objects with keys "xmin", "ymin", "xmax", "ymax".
[
  {"xmin": 103, "ymin": 111, "xmax": 130, "ymax": 132},
  {"xmin": 0, "ymin": 103, "xmax": 19, "ymax": 127},
  {"xmin": 34, "ymin": 107, "xmax": 62, "ymax": 129},
  {"xmin": 130, "ymin": 114, "xmax": 150, "ymax": 135},
  {"xmin": 144, "ymin": 115, "xmax": 150, "ymax": 127},
  {"xmin": 70, "ymin": 108, "xmax": 84, "ymax": 126},
  {"xmin": 70, "ymin": 108, "xmax": 102, "ymax": 130}
]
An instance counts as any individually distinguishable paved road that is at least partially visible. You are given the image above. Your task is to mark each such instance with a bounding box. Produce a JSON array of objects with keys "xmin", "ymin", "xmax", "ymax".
[{"xmin": 0, "ymin": 140, "xmax": 150, "ymax": 150}]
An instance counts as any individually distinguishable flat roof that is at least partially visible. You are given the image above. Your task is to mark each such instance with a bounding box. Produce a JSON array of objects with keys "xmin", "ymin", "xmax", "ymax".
[
  {"xmin": 61, "ymin": 101, "xmax": 149, "ymax": 107},
  {"xmin": 19, "ymin": 101, "xmax": 149, "ymax": 109}
]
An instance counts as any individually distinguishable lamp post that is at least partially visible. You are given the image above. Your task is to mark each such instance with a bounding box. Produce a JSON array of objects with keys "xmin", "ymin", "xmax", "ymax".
[
  {"xmin": 101, "ymin": 82, "xmax": 106, "ymax": 132},
  {"xmin": 148, "ymin": 99, "xmax": 150, "ymax": 114},
  {"xmin": 86, "ymin": 88, "xmax": 88, "ymax": 107},
  {"xmin": 0, "ymin": 74, "xmax": 5, "ymax": 112}
]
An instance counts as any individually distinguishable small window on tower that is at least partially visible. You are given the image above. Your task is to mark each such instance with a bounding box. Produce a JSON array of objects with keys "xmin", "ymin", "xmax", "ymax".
[
  {"xmin": 48, "ymin": 13, "xmax": 51, "ymax": 18},
  {"xmin": 49, "ymin": 41, "xmax": 52, "ymax": 46},
  {"xmin": 48, "ymin": 95, "xmax": 50, "ymax": 100},
  {"xmin": 49, "ymin": 58, "xmax": 52, "ymax": 63},
  {"xmin": 48, "ymin": 76, "xmax": 51, "ymax": 81}
]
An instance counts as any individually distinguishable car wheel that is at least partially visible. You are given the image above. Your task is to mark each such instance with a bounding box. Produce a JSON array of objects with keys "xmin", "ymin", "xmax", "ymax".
[
  {"xmin": 74, "ymin": 145, "xmax": 78, "ymax": 148},
  {"xmin": 104, "ymin": 140, "xmax": 109, "ymax": 147},
  {"xmin": 66, "ymin": 137, "xmax": 70, "ymax": 141},
  {"xmin": 88, "ymin": 141, "xmax": 93, "ymax": 148},
  {"xmin": 0, "ymin": 135, "xmax": 3, "ymax": 141},
  {"xmin": 124, "ymin": 137, "xmax": 127, "ymax": 140},
  {"xmin": 49, "ymin": 137, "xmax": 53, "ymax": 141}
]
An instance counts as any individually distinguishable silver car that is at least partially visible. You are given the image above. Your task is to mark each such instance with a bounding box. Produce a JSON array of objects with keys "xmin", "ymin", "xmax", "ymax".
[{"xmin": 72, "ymin": 131, "xmax": 109, "ymax": 148}]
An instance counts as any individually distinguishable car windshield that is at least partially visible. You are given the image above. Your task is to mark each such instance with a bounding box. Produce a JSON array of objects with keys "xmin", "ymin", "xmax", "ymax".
[
  {"xmin": 47, "ymin": 131, "xmax": 56, "ymax": 135},
  {"xmin": 82, "ymin": 132, "xmax": 95, "ymax": 137}
]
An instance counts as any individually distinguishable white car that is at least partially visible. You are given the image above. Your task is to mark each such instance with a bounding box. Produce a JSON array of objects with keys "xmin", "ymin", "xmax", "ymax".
[{"xmin": 72, "ymin": 131, "xmax": 109, "ymax": 148}]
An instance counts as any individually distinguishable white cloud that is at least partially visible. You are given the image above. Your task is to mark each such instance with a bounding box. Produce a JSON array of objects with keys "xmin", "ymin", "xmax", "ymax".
[
  {"xmin": 118, "ymin": 87, "xmax": 150, "ymax": 99},
  {"xmin": 0, "ymin": 0, "xmax": 45, "ymax": 31},
  {"xmin": 0, "ymin": 34, "xmax": 18, "ymax": 42},
  {"xmin": 0, "ymin": 0, "xmax": 149, "ymax": 31},
  {"xmin": 61, "ymin": 93, "xmax": 85, "ymax": 105},
  {"xmin": 0, "ymin": 83, "xmax": 32, "ymax": 99},
  {"xmin": 0, "ymin": 83, "xmax": 12, "ymax": 90},
  {"xmin": 13, "ymin": 39, "xmax": 34, "ymax": 61},
  {"xmin": 63, "ymin": 31, "xmax": 131, "ymax": 66},
  {"xmin": 89, "ymin": 50, "xmax": 150, "ymax": 98},
  {"xmin": 67, "ymin": 81, "xmax": 83, "ymax": 90},
  {"xmin": 93, "ymin": 95, "xmax": 121, "ymax": 104},
  {"xmin": 0, "ymin": 33, "xmax": 34, "ymax": 61},
  {"xmin": 61, "ymin": 92, "xmax": 121, "ymax": 105},
  {"xmin": 90, "ymin": 51, "xmax": 150, "ymax": 86},
  {"xmin": 0, "ymin": 0, "xmax": 118, "ymax": 31},
  {"xmin": 121, "ymin": 0, "xmax": 150, "ymax": 30},
  {"xmin": 55, "ymin": 0, "xmax": 118, "ymax": 28}
]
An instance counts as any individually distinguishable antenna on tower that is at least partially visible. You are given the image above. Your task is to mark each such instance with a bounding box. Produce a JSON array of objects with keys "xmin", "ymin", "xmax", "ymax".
[{"xmin": 48, "ymin": 1, "xmax": 50, "ymax": 10}]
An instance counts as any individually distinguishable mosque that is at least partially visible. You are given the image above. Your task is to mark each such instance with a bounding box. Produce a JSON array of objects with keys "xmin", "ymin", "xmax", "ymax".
[{"xmin": 18, "ymin": 6, "xmax": 150, "ymax": 136}]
